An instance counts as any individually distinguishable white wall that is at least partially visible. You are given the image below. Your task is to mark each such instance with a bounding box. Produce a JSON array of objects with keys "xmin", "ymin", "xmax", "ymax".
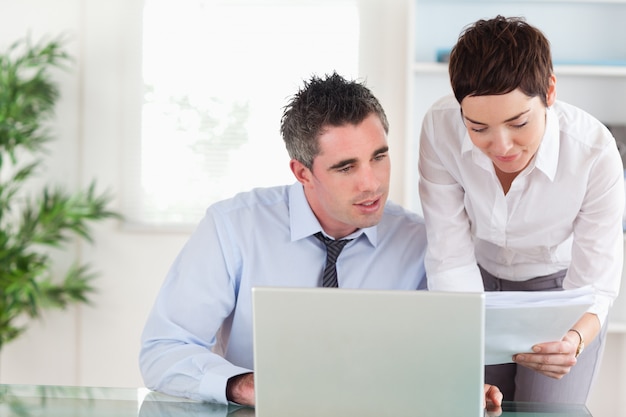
[
  {"xmin": 0, "ymin": 0, "xmax": 410, "ymax": 387},
  {"xmin": 1, "ymin": 4, "xmax": 623, "ymax": 417},
  {"xmin": 0, "ymin": 0, "xmax": 84, "ymax": 385}
]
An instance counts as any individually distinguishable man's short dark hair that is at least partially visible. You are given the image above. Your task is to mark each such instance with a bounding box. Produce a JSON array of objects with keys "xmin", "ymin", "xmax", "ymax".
[{"xmin": 281, "ymin": 72, "xmax": 389, "ymax": 169}]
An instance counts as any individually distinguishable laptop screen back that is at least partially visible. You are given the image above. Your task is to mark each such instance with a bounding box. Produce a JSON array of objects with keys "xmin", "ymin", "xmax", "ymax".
[{"xmin": 252, "ymin": 287, "xmax": 485, "ymax": 417}]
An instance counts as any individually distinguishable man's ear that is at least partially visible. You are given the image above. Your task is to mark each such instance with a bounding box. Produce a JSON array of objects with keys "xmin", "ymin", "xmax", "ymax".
[
  {"xmin": 290, "ymin": 159, "xmax": 312, "ymax": 185},
  {"xmin": 546, "ymin": 74, "xmax": 557, "ymax": 107}
]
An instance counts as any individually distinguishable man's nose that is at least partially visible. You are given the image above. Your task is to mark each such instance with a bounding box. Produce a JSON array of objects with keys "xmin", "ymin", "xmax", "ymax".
[{"xmin": 357, "ymin": 164, "xmax": 382, "ymax": 191}]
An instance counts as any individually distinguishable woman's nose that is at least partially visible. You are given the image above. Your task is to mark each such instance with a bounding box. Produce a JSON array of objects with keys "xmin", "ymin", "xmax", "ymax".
[{"xmin": 490, "ymin": 131, "xmax": 514, "ymax": 154}]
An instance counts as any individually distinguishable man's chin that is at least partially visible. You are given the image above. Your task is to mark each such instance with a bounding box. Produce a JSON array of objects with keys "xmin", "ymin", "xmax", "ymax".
[{"xmin": 355, "ymin": 212, "xmax": 384, "ymax": 229}]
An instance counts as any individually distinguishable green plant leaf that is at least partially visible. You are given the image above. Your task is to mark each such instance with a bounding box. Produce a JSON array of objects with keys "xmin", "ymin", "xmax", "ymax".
[{"xmin": 0, "ymin": 34, "xmax": 121, "ymax": 352}]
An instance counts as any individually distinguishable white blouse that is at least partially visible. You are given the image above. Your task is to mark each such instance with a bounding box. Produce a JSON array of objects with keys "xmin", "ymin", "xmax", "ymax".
[{"xmin": 418, "ymin": 94, "xmax": 624, "ymax": 324}]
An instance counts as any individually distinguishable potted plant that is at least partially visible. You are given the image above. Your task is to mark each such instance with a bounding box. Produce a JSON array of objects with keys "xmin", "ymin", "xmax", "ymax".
[{"xmin": 0, "ymin": 36, "xmax": 120, "ymax": 352}]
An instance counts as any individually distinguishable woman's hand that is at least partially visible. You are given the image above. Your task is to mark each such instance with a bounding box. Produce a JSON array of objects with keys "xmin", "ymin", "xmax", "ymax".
[
  {"xmin": 512, "ymin": 332, "xmax": 580, "ymax": 379},
  {"xmin": 514, "ymin": 313, "xmax": 599, "ymax": 379}
]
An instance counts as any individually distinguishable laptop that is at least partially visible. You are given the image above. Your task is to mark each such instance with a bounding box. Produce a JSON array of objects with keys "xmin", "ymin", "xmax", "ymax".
[{"xmin": 252, "ymin": 287, "xmax": 485, "ymax": 417}]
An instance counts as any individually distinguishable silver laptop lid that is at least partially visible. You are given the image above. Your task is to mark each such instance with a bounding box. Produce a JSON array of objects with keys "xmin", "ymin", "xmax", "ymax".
[{"xmin": 252, "ymin": 287, "xmax": 485, "ymax": 417}]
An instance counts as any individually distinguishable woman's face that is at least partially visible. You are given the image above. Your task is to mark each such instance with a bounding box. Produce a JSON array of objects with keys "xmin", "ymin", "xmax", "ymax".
[{"xmin": 460, "ymin": 76, "xmax": 556, "ymax": 175}]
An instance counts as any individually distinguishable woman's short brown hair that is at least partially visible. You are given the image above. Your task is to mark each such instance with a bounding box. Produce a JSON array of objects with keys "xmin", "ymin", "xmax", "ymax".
[{"xmin": 448, "ymin": 15, "xmax": 553, "ymax": 106}]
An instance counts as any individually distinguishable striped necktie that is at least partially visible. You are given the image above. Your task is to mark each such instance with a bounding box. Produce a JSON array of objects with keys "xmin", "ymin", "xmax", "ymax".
[{"xmin": 314, "ymin": 232, "xmax": 352, "ymax": 288}]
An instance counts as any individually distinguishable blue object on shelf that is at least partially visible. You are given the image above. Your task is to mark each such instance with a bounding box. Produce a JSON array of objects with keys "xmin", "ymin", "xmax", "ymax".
[{"xmin": 436, "ymin": 48, "xmax": 451, "ymax": 63}]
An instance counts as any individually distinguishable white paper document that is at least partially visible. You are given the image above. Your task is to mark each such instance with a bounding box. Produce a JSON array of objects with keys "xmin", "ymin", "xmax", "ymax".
[{"xmin": 485, "ymin": 286, "xmax": 594, "ymax": 365}]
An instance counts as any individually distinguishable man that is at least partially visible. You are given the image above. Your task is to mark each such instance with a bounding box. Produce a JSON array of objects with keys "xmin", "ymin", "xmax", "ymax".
[{"xmin": 140, "ymin": 72, "xmax": 502, "ymax": 408}]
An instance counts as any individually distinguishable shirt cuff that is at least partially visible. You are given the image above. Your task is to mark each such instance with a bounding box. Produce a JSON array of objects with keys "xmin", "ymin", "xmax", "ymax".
[
  {"xmin": 588, "ymin": 292, "xmax": 613, "ymax": 328},
  {"xmin": 199, "ymin": 364, "xmax": 252, "ymax": 404}
]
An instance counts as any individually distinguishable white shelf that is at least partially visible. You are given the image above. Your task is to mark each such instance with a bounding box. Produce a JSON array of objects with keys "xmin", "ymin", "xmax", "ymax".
[
  {"xmin": 413, "ymin": 62, "xmax": 626, "ymax": 78},
  {"xmin": 412, "ymin": 62, "xmax": 447, "ymax": 73},
  {"xmin": 555, "ymin": 65, "xmax": 626, "ymax": 77},
  {"xmin": 421, "ymin": 0, "xmax": 626, "ymax": 3}
]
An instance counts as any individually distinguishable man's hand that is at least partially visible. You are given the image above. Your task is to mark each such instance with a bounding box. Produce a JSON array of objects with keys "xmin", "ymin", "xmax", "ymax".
[
  {"xmin": 484, "ymin": 384, "xmax": 502, "ymax": 412},
  {"xmin": 226, "ymin": 373, "xmax": 255, "ymax": 406},
  {"xmin": 513, "ymin": 334, "xmax": 579, "ymax": 379}
]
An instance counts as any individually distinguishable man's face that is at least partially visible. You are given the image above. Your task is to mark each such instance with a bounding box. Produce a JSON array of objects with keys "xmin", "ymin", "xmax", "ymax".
[
  {"xmin": 461, "ymin": 88, "xmax": 548, "ymax": 175},
  {"xmin": 292, "ymin": 113, "xmax": 390, "ymax": 239}
]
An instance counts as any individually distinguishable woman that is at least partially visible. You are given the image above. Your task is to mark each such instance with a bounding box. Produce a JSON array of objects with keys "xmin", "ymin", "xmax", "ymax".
[{"xmin": 418, "ymin": 15, "xmax": 623, "ymax": 403}]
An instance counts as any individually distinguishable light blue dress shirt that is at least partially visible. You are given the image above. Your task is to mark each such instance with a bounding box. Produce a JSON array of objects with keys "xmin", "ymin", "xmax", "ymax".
[{"xmin": 140, "ymin": 182, "xmax": 427, "ymax": 404}]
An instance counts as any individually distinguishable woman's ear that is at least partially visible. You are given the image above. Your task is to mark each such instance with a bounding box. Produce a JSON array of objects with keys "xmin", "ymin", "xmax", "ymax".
[{"xmin": 546, "ymin": 74, "xmax": 557, "ymax": 107}]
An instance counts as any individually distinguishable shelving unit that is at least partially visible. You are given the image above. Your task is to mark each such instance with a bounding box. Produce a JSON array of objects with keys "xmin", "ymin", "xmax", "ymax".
[
  {"xmin": 405, "ymin": 0, "xmax": 626, "ymax": 330},
  {"xmin": 406, "ymin": 5, "xmax": 626, "ymax": 414}
]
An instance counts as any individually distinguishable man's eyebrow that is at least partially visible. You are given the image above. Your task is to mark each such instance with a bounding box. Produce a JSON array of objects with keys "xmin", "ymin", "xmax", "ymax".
[
  {"xmin": 373, "ymin": 145, "xmax": 389, "ymax": 156},
  {"xmin": 464, "ymin": 109, "xmax": 531, "ymax": 125},
  {"xmin": 329, "ymin": 158, "xmax": 357, "ymax": 171},
  {"xmin": 328, "ymin": 146, "xmax": 389, "ymax": 171}
]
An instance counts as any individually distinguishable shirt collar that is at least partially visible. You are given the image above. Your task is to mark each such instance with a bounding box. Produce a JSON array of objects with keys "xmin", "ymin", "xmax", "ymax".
[
  {"xmin": 460, "ymin": 126, "xmax": 494, "ymax": 171},
  {"xmin": 461, "ymin": 130, "xmax": 475, "ymax": 155},
  {"xmin": 288, "ymin": 182, "xmax": 377, "ymax": 246},
  {"xmin": 533, "ymin": 106, "xmax": 560, "ymax": 181}
]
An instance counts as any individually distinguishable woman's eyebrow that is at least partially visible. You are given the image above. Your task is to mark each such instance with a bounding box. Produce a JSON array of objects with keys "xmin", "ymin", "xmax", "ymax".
[{"xmin": 464, "ymin": 109, "xmax": 531, "ymax": 125}]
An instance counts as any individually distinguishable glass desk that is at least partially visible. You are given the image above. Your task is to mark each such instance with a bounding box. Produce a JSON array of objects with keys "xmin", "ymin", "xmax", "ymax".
[{"xmin": 0, "ymin": 384, "xmax": 593, "ymax": 416}]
